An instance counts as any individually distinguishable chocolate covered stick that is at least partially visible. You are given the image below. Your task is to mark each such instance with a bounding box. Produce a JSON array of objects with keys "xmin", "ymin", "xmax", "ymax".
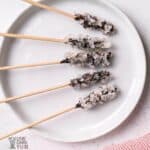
[
  {"xmin": 0, "ymin": 71, "xmax": 111, "ymax": 104},
  {"xmin": 0, "ymin": 85, "xmax": 119, "ymax": 140},
  {"xmin": 23, "ymin": 0, "xmax": 115, "ymax": 35},
  {"xmin": 0, "ymin": 33, "xmax": 111, "ymax": 50},
  {"xmin": 0, "ymin": 51, "xmax": 112, "ymax": 71}
]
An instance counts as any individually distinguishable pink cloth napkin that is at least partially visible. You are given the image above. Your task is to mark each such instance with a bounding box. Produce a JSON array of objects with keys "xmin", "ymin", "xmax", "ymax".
[{"xmin": 104, "ymin": 134, "xmax": 150, "ymax": 150}]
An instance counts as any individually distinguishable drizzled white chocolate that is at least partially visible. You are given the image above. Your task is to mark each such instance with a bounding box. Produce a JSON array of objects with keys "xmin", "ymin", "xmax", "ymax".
[
  {"xmin": 76, "ymin": 85, "xmax": 118, "ymax": 109},
  {"xmin": 66, "ymin": 35, "xmax": 111, "ymax": 51},
  {"xmin": 74, "ymin": 13, "xmax": 115, "ymax": 35}
]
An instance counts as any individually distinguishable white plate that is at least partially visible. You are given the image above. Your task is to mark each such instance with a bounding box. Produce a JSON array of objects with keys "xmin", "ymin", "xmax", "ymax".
[{"xmin": 0, "ymin": 0, "xmax": 146, "ymax": 142}]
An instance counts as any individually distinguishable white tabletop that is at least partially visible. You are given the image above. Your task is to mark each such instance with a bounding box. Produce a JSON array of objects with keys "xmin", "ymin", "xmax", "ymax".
[{"xmin": 0, "ymin": 0, "xmax": 149, "ymax": 149}]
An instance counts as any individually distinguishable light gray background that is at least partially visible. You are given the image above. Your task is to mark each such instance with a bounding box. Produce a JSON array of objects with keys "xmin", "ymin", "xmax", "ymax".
[{"xmin": 0, "ymin": 0, "xmax": 149, "ymax": 149}]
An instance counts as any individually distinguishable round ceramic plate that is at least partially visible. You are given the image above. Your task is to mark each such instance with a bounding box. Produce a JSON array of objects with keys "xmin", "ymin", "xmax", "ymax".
[{"xmin": 0, "ymin": 0, "xmax": 146, "ymax": 142}]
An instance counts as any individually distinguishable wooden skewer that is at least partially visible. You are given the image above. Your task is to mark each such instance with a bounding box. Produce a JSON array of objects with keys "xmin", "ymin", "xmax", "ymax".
[
  {"xmin": 0, "ymin": 106, "xmax": 75, "ymax": 141},
  {"xmin": 0, "ymin": 83, "xmax": 70, "ymax": 104},
  {"xmin": 0, "ymin": 32, "xmax": 66, "ymax": 43},
  {"xmin": 0, "ymin": 61, "xmax": 60, "ymax": 71},
  {"xmin": 23, "ymin": 0, "xmax": 75, "ymax": 19}
]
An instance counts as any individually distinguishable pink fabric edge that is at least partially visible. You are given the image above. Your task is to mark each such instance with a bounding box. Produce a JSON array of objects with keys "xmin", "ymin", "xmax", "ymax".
[{"xmin": 103, "ymin": 133, "xmax": 150, "ymax": 150}]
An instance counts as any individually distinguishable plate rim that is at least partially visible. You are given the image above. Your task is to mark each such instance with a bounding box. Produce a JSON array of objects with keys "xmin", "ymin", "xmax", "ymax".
[{"xmin": 0, "ymin": 0, "xmax": 147, "ymax": 142}]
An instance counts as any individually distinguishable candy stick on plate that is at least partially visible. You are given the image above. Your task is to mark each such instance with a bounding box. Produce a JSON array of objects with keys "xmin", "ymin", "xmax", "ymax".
[
  {"xmin": 23, "ymin": 0, "xmax": 115, "ymax": 35},
  {"xmin": 0, "ymin": 51, "xmax": 113, "ymax": 70},
  {"xmin": 0, "ymin": 33, "xmax": 111, "ymax": 50},
  {"xmin": 0, "ymin": 85, "xmax": 119, "ymax": 141}
]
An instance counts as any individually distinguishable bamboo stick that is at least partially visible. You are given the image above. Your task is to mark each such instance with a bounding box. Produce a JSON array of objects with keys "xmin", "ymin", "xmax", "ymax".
[
  {"xmin": 23, "ymin": 0, "xmax": 75, "ymax": 19},
  {"xmin": 0, "ymin": 61, "xmax": 60, "ymax": 71},
  {"xmin": 0, "ymin": 106, "xmax": 75, "ymax": 141},
  {"xmin": 0, "ymin": 83, "xmax": 70, "ymax": 104},
  {"xmin": 0, "ymin": 32, "xmax": 66, "ymax": 43}
]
